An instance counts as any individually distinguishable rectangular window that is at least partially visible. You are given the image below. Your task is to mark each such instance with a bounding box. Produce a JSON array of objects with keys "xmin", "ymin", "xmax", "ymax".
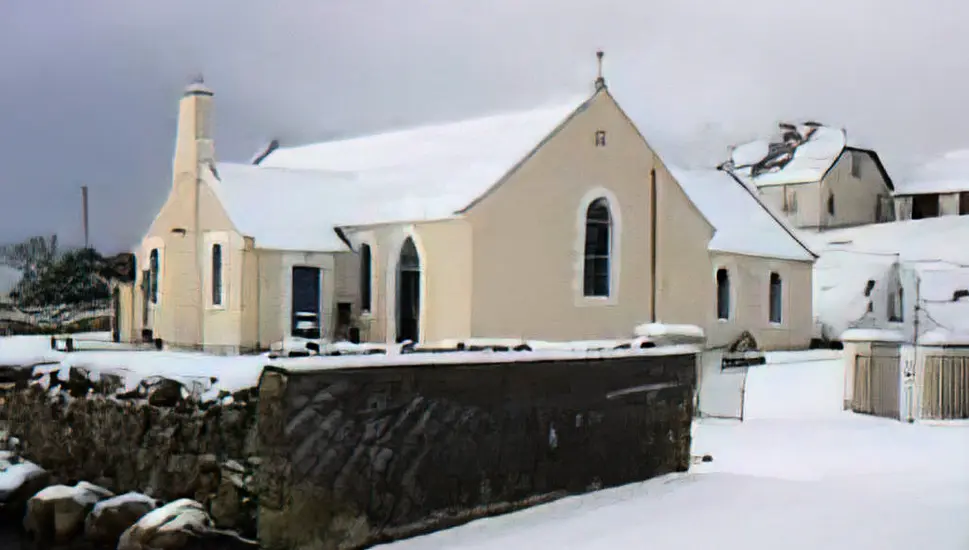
[
  {"xmin": 888, "ymin": 286, "xmax": 904, "ymax": 322},
  {"xmin": 850, "ymin": 151, "xmax": 864, "ymax": 178},
  {"xmin": 211, "ymin": 244, "xmax": 223, "ymax": 306},
  {"xmin": 149, "ymin": 249, "xmax": 159, "ymax": 304},
  {"xmin": 291, "ymin": 266, "xmax": 321, "ymax": 338},
  {"xmin": 769, "ymin": 272, "xmax": 782, "ymax": 324},
  {"xmin": 716, "ymin": 268, "xmax": 730, "ymax": 320},
  {"xmin": 360, "ymin": 244, "xmax": 372, "ymax": 312}
]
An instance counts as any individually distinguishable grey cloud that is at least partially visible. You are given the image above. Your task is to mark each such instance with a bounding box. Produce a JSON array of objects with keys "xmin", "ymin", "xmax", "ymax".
[{"xmin": 2, "ymin": 0, "xmax": 968, "ymax": 252}]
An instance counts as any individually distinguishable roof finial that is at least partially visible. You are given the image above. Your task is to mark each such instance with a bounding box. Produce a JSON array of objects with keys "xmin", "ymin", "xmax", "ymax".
[
  {"xmin": 184, "ymin": 72, "xmax": 214, "ymax": 97},
  {"xmin": 594, "ymin": 50, "xmax": 606, "ymax": 91}
]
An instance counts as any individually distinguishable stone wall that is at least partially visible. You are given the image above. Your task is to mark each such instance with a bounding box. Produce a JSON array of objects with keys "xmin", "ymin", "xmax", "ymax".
[
  {"xmin": 0, "ymin": 370, "xmax": 260, "ymax": 538},
  {"xmin": 256, "ymin": 351, "xmax": 697, "ymax": 550}
]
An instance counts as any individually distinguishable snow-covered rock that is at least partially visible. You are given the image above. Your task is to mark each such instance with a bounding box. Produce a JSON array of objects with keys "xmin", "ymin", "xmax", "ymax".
[
  {"xmin": 0, "ymin": 459, "xmax": 50, "ymax": 513},
  {"xmin": 118, "ymin": 498, "xmax": 213, "ymax": 550},
  {"xmin": 85, "ymin": 492, "xmax": 160, "ymax": 547},
  {"xmin": 23, "ymin": 481, "xmax": 114, "ymax": 545}
]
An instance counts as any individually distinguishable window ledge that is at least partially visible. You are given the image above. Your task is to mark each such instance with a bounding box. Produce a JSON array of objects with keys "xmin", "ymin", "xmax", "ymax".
[
  {"xmin": 576, "ymin": 295, "xmax": 618, "ymax": 308},
  {"xmin": 769, "ymin": 322, "xmax": 783, "ymax": 328},
  {"xmin": 717, "ymin": 318, "xmax": 729, "ymax": 324},
  {"xmin": 206, "ymin": 304, "xmax": 227, "ymax": 312}
]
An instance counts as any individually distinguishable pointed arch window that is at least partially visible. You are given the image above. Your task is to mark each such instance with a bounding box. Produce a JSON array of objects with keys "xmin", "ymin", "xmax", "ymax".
[{"xmin": 583, "ymin": 198, "xmax": 612, "ymax": 297}]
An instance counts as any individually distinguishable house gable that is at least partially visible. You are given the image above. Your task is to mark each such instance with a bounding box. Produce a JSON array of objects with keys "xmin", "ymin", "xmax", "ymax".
[{"xmin": 462, "ymin": 86, "xmax": 715, "ymax": 340}]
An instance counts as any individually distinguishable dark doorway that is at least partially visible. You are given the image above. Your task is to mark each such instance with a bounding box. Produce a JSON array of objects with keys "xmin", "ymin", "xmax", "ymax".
[
  {"xmin": 396, "ymin": 238, "xmax": 421, "ymax": 343},
  {"xmin": 960, "ymin": 192, "xmax": 969, "ymax": 215},
  {"xmin": 912, "ymin": 194, "xmax": 940, "ymax": 219},
  {"xmin": 112, "ymin": 287, "xmax": 121, "ymax": 343},
  {"xmin": 292, "ymin": 266, "xmax": 322, "ymax": 339},
  {"xmin": 336, "ymin": 302, "xmax": 353, "ymax": 341}
]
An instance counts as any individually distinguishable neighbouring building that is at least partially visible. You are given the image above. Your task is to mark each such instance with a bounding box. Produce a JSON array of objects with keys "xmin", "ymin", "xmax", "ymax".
[
  {"xmin": 115, "ymin": 68, "xmax": 817, "ymax": 354},
  {"xmin": 894, "ymin": 150, "xmax": 969, "ymax": 220},
  {"xmin": 721, "ymin": 122, "xmax": 896, "ymax": 231},
  {"xmin": 805, "ymin": 218, "xmax": 969, "ymax": 421}
]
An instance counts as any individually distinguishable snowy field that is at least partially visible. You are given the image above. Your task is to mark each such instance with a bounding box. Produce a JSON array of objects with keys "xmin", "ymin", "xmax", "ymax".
[{"xmin": 378, "ymin": 350, "xmax": 969, "ymax": 550}]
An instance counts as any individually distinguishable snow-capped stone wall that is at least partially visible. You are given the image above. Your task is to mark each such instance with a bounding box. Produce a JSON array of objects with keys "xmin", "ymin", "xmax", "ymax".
[
  {"xmin": 0, "ymin": 367, "xmax": 260, "ymax": 538},
  {"xmin": 256, "ymin": 350, "xmax": 698, "ymax": 549}
]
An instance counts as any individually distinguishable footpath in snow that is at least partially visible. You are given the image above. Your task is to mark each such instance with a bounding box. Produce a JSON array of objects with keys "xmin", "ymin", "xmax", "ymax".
[{"xmin": 377, "ymin": 350, "xmax": 969, "ymax": 550}]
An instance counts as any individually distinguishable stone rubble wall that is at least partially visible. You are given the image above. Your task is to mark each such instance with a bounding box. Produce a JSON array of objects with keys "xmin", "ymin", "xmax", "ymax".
[{"xmin": 0, "ymin": 365, "xmax": 260, "ymax": 539}]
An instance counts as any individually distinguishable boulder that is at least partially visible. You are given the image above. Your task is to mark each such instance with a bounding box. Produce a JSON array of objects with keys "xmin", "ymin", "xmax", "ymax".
[
  {"xmin": 0, "ymin": 459, "xmax": 51, "ymax": 520},
  {"xmin": 118, "ymin": 498, "xmax": 213, "ymax": 550},
  {"xmin": 23, "ymin": 481, "xmax": 114, "ymax": 545},
  {"xmin": 84, "ymin": 492, "xmax": 159, "ymax": 547}
]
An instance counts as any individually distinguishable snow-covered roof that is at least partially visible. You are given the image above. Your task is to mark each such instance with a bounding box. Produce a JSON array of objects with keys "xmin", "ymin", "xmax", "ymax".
[
  {"xmin": 727, "ymin": 124, "xmax": 846, "ymax": 188},
  {"xmin": 802, "ymin": 215, "xmax": 969, "ymax": 265},
  {"xmin": 895, "ymin": 149, "xmax": 969, "ymax": 196},
  {"xmin": 910, "ymin": 267, "xmax": 969, "ymax": 346},
  {"xmin": 811, "ymin": 250, "xmax": 896, "ymax": 340},
  {"xmin": 210, "ymin": 97, "xmax": 586, "ymax": 251},
  {"xmin": 669, "ymin": 168, "xmax": 815, "ymax": 261}
]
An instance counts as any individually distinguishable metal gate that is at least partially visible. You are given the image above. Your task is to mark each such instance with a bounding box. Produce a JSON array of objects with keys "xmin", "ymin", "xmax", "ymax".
[
  {"xmin": 921, "ymin": 356, "xmax": 969, "ymax": 420},
  {"xmin": 852, "ymin": 354, "xmax": 901, "ymax": 419}
]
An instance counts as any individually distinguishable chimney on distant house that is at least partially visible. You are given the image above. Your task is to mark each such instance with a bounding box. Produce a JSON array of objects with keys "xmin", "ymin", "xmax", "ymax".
[{"xmin": 172, "ymin": 74, "xmax": 216, "ymax": 181}]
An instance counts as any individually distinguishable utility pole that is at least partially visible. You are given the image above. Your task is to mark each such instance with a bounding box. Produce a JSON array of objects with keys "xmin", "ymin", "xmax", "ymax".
[{"xmin": 81, "ymin": 186, "xmax": 90, "ymax": 249}]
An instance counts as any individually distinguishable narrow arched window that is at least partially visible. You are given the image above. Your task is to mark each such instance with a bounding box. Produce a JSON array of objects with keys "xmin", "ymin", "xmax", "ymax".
[
  {"xmin": 211, "ymin": 244, "xmax": 223, "ymax": 306},
  {"xmin": 769, "ymin": 272, "xmax": 782, "ymax": 323},
  {"xmin": 827, "ymin": 192, "xmax": 836, "ymax": 216},
  {"xmin": 149, "ymin": 249, "xmax": 159, "ymax": 304},
  {"xmin": 583, "ymin": 198, "xmax": 612, "ymax": 297},
  {"xmin": 360, "ymin": 244, "xmax": 372, "ymax": 312},
  {"xmin": 716, "ymin": 268, "xmax": 730, "ymax": 320}
]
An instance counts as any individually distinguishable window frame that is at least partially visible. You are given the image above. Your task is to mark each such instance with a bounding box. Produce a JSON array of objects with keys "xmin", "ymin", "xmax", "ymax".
[
  {"xmin": 716, "ymin": 267, "xmax": 731, "ymax": 322},
  {"xmin": 211, "ymin": 243, "xmax": 224, "ymax": 308},
  {"xmin": 360, "ymin": 243, "xmax": 373, "ymax": 314},
  {"xmin": 768, "ymin": 271, "xmax": 783, "ymax": 325},
  {"xmin": 574, "ymin": 188, "xmax": 622, "ymax": 307},
  {"xmin": 149, "ymin": 249, "xmax": 160, "ymax": 305},
  {"xmin": 583, "ymin": 198, "xmax": 612, "ymax": 298}
]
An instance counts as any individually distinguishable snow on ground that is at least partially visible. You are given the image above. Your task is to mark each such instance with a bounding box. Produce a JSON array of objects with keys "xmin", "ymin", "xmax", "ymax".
[{"xmin": 378, "ymin": 350, "xmax": 969, "ymax": 550}]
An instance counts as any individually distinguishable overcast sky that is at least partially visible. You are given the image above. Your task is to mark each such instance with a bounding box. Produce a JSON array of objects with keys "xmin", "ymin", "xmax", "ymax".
[{"xmin": 3, "ymin": 0, "xmax": 969, "ymax": 253}]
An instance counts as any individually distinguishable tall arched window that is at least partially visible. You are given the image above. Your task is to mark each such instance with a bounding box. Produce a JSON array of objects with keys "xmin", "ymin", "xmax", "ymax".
[
  {"xmin": 149, "ymin": 249, "xmax": 159, "ymax": 304},
  {"xmin": 769, "ymin": 272, "xmax": 782, "ymax": 323},
  {"xmin": 827, "ymin": 192, "xmax": 836, "ymax": 217},
  {"xmin": 396, "ymin": 237, "xmax": 421, "ymax": 343},
  {"xmin": 211, "ymin": 244, "xmax": 223, "ymax": 306},
  {"xmin": 360, "ymin": 244, "xmax": 372, "ymax": 312},
  {"xmin": 583, "ymin": 198, "xmax": 612, "ymax": 297},
  {"xmin": 716, "ymin": 268, "xmax": 730, "ymax": 320}
]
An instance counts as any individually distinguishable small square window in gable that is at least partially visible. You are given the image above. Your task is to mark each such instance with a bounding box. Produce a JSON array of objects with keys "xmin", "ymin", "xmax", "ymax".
[{"xmin": 594, "ymin": 130, "xmax": 607, "ymax": 147}]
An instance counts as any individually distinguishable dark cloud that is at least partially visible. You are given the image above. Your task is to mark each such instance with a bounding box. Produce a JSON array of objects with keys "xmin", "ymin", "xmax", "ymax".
[{"xmin": 2, "ymin": 0, "xmax": 967, "ymax": 252}]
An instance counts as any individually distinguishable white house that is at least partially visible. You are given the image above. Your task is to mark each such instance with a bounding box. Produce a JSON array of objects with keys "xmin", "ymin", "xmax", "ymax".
[
  {"xmin": 721, "ymin": 122, "xmax": 896, "ymax": 230},
  {"xmin": 805, "ymin": 217, "xmax": 969, "ymax": 420},
  {"xmin": 894, "ymin": 150, "xmax": 969, "ymax": 220}
]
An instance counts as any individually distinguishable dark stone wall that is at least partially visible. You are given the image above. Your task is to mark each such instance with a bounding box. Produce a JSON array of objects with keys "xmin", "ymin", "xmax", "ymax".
[
  {"xmin": 256, "ymin": 352, "xmax": 697, "ymax": 550},
  {"xmin": 0, "ymin": 381, "xmax": 261, "ymax": 537}
]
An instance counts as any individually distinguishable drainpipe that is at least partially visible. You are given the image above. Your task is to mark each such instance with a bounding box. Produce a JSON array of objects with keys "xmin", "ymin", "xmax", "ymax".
[
  {"xmin": 650, "ymin": 168, "xmax": 658, "ymax": 322},
  {"xmin": 196, "ymin": 173, "xmax": 204, "ymax": 351}
]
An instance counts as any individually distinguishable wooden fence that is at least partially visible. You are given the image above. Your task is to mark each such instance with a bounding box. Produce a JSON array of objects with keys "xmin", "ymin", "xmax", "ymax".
[{"xmin": 852, "ymin": 354, "xmax": 901, "ymax": 420}]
